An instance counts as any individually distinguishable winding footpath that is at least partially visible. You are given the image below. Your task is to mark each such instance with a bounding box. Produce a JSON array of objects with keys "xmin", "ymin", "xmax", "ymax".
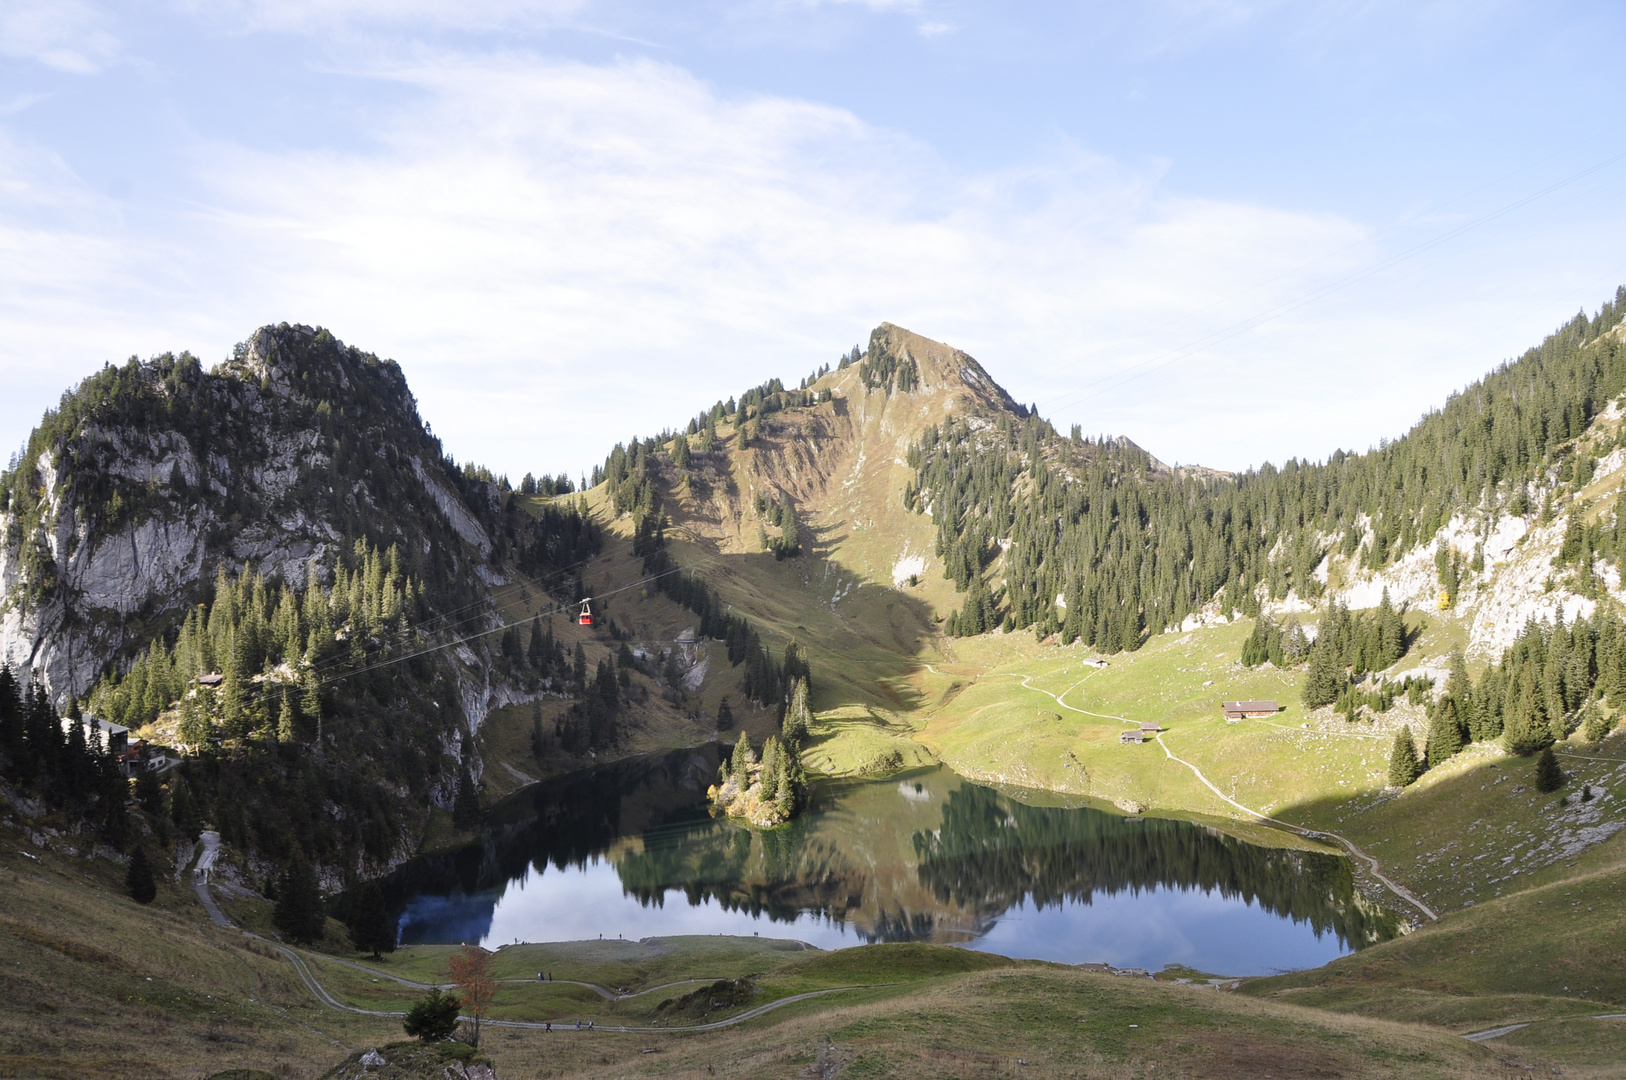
[
  {"xmin": 1147, "ymin": 730, "xmax": 1438, "ymax": 921},
  {"xmin": 939, "ymin": 665, "xmax": 1439, "ymax": 922},
  {"xmin": 191, "ymin": 880, "xmax": 873, "ymax": 1034}
]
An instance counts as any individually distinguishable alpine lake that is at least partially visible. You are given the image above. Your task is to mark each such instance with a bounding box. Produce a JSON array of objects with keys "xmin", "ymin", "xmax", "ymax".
[{"xmin": 384, "ymin": 748, "xmax": 1400, "ymax": 976}]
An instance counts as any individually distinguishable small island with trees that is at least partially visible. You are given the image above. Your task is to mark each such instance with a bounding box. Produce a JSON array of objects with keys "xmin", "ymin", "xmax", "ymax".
[{"xmin": 709, "ymin": 680, "xmax": 813, "ymax": 827}]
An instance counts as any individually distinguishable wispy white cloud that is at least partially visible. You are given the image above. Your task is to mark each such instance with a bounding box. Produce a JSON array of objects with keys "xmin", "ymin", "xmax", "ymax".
[
  {"xmin": 203, "ymin": 0, "xmax": 588, "ymax": 33},
  {"xmin": 171, "ymin": 54, "xmax": 1372, "ymax": 471},
  {"xmin": 0, "ymin": 0, "xmax": 118, "ymax": 73},
  {"xmin": 0, "ymin": 45, "xmax": 1613, "ymax": 478}
]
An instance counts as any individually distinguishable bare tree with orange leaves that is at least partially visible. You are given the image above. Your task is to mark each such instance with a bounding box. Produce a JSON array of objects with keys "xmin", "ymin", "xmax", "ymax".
[{"xmin": 447, "ymin": 945, "xmax": 496, "ymax": 1046}]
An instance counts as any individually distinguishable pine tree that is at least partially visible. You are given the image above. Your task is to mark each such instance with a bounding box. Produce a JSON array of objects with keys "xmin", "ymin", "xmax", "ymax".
[
  {"xmin": 1387, "ymin": 726, "xmax": 1422, "ymax": 786},
  {"xmin": 782, "ymin": 677, "xmax": 811, "ymax": 747},
  {"xmin": 501, "ymin": 625, "xmax": 523, "ymax": 662},
  {"xmin": 1445, "ymin": 647, "xmax": 1471, "ymax": 723},
  {"xmin": 716, "ymin": 696, "xmax": 734, "ymax": 730},
  {"xmin": 774, "ymin": 753, "xmax": 797, "ymax": 819},
  {"xmin": 1425, "ymin": 698, "xmax": 1464, "ymax": 767},
  {"xmin": 1534, "ymin": 746, "xmax": 1565, "ymax": 793},
  {"xmin": 169, "ymin": 774, "xmax": 201, "ymax": 839},
  {"xmin": 1302, "ymin": 641, "xmax": 1343, "ymax": 708},
  {"xmin": 135, "ymin": 767, "xmax": 163, "ymax": 815},
  {"xmin": 402, "ymin": 988, "xmax": 461, "ymax": 1042},
  {"xmin": 126, "ymin": 845, "xmax": 157, "ymax": 904},
  {"xmin": 595, "ymin": 659, "xmax": 619, "ymax": 710},
  {"xmin": 349, "ymin": 880, "xmax": 396, "ymax": 959},
  {"xmin": 220, "ymin": 629, "xmax": 245, "ymax": 738},
  {"xmin": 274, "ymin": 849, "xmax": 325, "ymax": 944},
  {"xmin": 1504, "ymin": 674, "xmax": 1554, "ymax": 755},
  {"xmin": 758, "ymin": 737, "xmax": 780, "ymax": 802},
  {"xmin": 730, "ymin": 733, "xmax": 753, "ymax": 786},
  {"xmin": 299, "ymin": 670, "xmax": 322, "ymax": 730},
  {"xmin": 1581, "ymin": 701, "xmax": 1613, "ymax": 744},
  {"xmin": 276, "ymin": 691, "xmax": 297, "ymax": 744},
  {"xmin": 528, "ymin": 614, "xmax": 547, "ymax": 670},
  {"xmin": 1375, "ymin": 589, "xmax": 1405, "ymax": 669}
]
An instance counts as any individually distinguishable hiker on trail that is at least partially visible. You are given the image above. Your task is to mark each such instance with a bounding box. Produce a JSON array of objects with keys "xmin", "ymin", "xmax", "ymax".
[
  {"xmin": 576, "ymin": 1020, "xmax": 581, "ymax": 1029},
  {"xmin": 545, "ymin": 1022, "xmax": 551, "ymax": 1032},
  {"xmin": 590, "ymin": 1021, "xmax": 595, "ymax": 1031}
]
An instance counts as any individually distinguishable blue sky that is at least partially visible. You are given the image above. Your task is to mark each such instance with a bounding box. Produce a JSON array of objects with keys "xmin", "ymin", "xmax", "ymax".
[{"xmin": 2, "ymin": 1, "xmax": 1624, "ymax": 480}]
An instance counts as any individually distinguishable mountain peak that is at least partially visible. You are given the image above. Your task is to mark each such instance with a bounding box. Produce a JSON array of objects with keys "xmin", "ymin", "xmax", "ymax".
[{"xmin": 860, "ymin": 322, "xmax": 1024, "ymax": 417}]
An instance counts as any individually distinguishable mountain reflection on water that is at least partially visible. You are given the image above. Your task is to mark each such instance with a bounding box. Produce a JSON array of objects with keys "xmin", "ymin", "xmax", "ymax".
[{"xmin": 384, "ymin": 748, "xmax": 1398, "ymax": 973}]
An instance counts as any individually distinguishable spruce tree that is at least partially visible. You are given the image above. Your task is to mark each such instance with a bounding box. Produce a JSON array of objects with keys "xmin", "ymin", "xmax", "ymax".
[
  {"xmin": 782, "ymin": 678, "xmax": 811, "ymax": 747},
  {"xmin": 1302, "ymin": 641, "xmax": 1342, "ymax": 709},
  {"xmin": 220, "ymin": 630, "xmax": 245, "ymax": 738},
  {"xmin": 528, "ymin": 614, "xmax": 547, "ymax": 670},
  {"xmin": 1581, "ymin": 702, "xmax": 1613, "ymax": 744},
  {"xmin": 1504, "ymin": 676, "xmax": 1553, "ymax": 755},
  {"xmin": 716, "ymin": 696, "xmax": 734, "ymax": 730},
  {"xmin": 595, "ymin": 659, "xmax": 618, "ymax": 710},
  {"xmin": 1375, "ymin": 589, "xmax": 1405, "ymax": 669},
  {"xmin": 730, "ymin": 733, "xmax": 753, "ymax": 787},
  {"xmin": 169, "ymin": 774, "xmax": 201, "ymax": 839},
  {"xmin": 402, "ymin": 988, "xmax": 461, "ymax": 1042},
  {"xmin": 1425, "ymin": 699, "xmax": 1464, "ymax": 767},
  {"xmin": 1534, "ymin": 746, "xmax": 1565, "ymax": 793},
  {"xmin": 758, "ymin": 737, "xmax": 780, "ymax": 802},
  {"xmin": 126, "ymin": 845, "xmax": 157, "ymax": 904},
  {"xmin": 349, "ymin": 880, "xmax": 396, "ymax": 959},
  {"xmin": 274, "ymin": 849, "xmax": 325, "ymax": 944},
  {"xmin": 774, "ymin": 752, "xmax": 798, "ymax": 819},
  {"xmin": 1388, "ymin": 726, "xmax": 1422, "ymax": 787},
  {"xmin": 276, "ymin": 691, "xmax": 297, "ymax": 745},
  {"xmin": 135, "ymin": 768, "xmax": 164, "ymax": 815}
]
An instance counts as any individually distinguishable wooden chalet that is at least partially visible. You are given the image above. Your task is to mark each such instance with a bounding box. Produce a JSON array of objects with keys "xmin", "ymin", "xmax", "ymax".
[
  {"xmin": 60, "ymin": 715, "xmax": 128, "ymax": 757},
  {"xmin": 1221, "ymin": 700, "xmax": 1280, "ymax": 721},
  {"xmin": 1119, "ymin": 730, "xmax": 1146, "ymax": 744}
]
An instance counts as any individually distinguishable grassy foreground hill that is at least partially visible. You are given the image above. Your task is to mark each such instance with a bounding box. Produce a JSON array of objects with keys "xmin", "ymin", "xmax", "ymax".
[
  {"xmin": 4, "ymin": 833, "xmax": 1624, "ymax": 1079},
  {"xmin": 7, "ymin": 300, "xmax": 1626, "ymax": 1074}
]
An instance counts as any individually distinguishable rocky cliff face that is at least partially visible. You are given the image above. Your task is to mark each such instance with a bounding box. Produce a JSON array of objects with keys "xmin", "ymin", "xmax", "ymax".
[
  {"xmin": 0, "ymin": 323, "xmax": 503, "ymax": 702},
  {"xmin": 1253, "ymin": 319, "xmax": 1626, "ymax": 663}
]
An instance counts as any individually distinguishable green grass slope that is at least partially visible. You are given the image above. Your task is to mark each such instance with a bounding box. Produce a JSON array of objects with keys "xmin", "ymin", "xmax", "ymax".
[{"xmin": 15, "ymin": 831, "xmax": 1626, "ymax": 1079}]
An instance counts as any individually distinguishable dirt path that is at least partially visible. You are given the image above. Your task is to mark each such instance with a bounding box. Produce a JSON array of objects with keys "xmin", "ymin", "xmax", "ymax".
[
  {"xmin": 930, "ymin": 663, "xmax": 1438, "ymax": 922},
  {"xmin": 304, "ymin": 943, "xmax": 731, "ymax": 1001},
  {"xmin": 1463, "ymin": 1022, "xmax": 1531, "ymax": 1041},
  {"xmin": 192, "ymin": 831, "xmax": 235, "ymax": 928},
  {"xmin": 249, "ymin": 927, "xmax": 872, "ymax": 1033},
  {"xmin": 297, "ymin": 950, "xmax": 728, "ymax": 1003},
  {"xmin": 1150, "ymin": 732, "xmax": 1438, "ymax": 921},
  {"xmin": 183, "ymin": 866, "xmax": 868, "ymax": 1035}
]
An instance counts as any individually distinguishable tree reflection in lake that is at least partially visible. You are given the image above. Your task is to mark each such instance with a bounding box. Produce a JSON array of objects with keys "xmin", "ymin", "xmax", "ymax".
[
  {"xmin": 913, "ymin": 783, "xmax": 1396, "ymax": 952},
  {"xmin": 383, "ymin": 750, "xmax": 1397, "ymax": 971}
]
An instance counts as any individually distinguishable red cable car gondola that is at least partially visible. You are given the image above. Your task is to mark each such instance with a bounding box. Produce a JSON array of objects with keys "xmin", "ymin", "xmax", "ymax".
[{"xmin": 577, "ymin": 600, "xmax": 593, "ymax": 626}]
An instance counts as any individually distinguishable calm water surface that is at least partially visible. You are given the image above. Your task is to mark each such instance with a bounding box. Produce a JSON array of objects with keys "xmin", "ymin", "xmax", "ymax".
[{"xmin": 385, "ymin": 749, "xmax": 1398, "ymax": 974}]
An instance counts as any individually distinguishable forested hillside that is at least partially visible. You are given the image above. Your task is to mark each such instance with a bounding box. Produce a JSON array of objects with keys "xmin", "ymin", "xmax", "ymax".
[
  {"xmin": 0, "ymin": 323, "xmax": 598, "ymax": 877},
  {"xmin": 908, "ymin": 288, "xmax": 1626, "ymax": 652}
]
